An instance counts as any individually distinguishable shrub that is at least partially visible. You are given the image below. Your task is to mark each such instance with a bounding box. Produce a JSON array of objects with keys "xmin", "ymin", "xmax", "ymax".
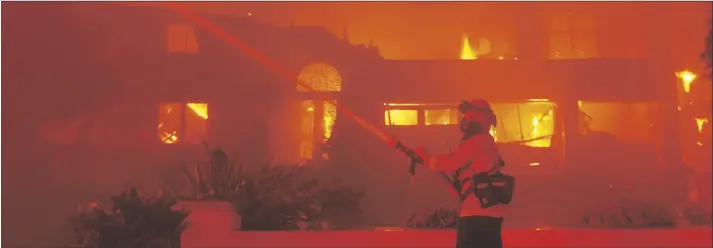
[
  {"xmin": 682, "ymin": 204, "xmax": 713, "ymax": 226},
  {"xmin": 579, "ymin": 198, "xmax": 675, "ymax": 228},
  {"xmin": 407, "ymin": 208, "xmax": 458, "ymax": 229},
  {"xmin": 69, "ymin": 187, "xmax": 189, "ymax": 248},
  {"xmin": 234, "ymin": 161, "xmax": 364, "ymax": 231},
  {"xmin": 164, "ymin": 145, "xmax": 364, "ymax": 231}
]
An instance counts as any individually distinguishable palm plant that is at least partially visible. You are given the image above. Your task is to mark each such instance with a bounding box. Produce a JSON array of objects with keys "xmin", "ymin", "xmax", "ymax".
[{"xmin": 69, "ymin": 188, "xmax": 189, "ymax": 248}]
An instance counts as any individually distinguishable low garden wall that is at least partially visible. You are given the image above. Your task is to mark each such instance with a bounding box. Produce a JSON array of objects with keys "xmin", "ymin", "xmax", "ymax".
[{"xmin": 182, "ymin": 228, "xmax": 712, "ymax": 248}]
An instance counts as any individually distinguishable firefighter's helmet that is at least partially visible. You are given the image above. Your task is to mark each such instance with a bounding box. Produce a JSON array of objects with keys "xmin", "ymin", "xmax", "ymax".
[{"xmin": 458, "ymin": 99, "xmax": 497, "ymax": 133}]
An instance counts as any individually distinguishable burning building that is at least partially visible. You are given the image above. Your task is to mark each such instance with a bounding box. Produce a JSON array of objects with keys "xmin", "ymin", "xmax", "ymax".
[{"xmin": 2, "ymin": 2, "xmax": 710, "ymax": 244}]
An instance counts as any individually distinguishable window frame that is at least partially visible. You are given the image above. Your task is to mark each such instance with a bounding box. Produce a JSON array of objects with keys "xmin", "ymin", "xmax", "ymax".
[
  {"xmin": 156, "ymin": 102, "xmax": 209, "ymax": 145},
  {"xmin": 382, "ymin": 101, "xmax": 558, "ymax": 148},
  {"xmin": 546, "ymin": 12, "xmax": 598, "ymax": 59}
]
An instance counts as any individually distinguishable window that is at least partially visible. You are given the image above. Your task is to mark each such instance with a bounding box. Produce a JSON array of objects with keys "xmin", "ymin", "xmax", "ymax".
[
  {"xmin": 297, "ymin": 63, "xmax": 342, "ymax": 159},
  {"xmin": 578, "ymin": 101, "xmax": 656, "ymax": 143},
  {"xmin": 297, "ymin": 100, "xmax": 339, "ymax": 159},
  {"xmin": 167, "ymin": 23, "xmax": 199, "ymax": 53},
  {"xmin": 384, "ymin": 109, "xmax": 418, "ymax": 126},
  {"xmin": 547, "ymin": 13, "xmax": 598, "ymax": 59},
  {"xmin": 424, "ymin": 109, "xmax": 460, "ymax": 125},
  {"xmin": 380, "ymin": 101, "xmax": 554, "ymax": 147},
  {"xmin": 157, "ymin": 103, "xmax": 208, "ymax": 144},
  {"xmin": 490, "ymin": 101, "xmax": 556, "ymax": 147},
  {"xmin": 297, "ymin": 63, "xmax": 342, "ymax": 92}
]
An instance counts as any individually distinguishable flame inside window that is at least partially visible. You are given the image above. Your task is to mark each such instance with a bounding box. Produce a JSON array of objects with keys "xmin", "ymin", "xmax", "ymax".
[
  {"xmin": 158, "ymin": 104, "xmax": 181, "ymax": 144},
  {"xmin": 460, "ymin": 34, "xmax": 477, "ymax": 60},
  {"xmin": 384, "ymin": 109, "xmax": 418, "ymax": 126},
  {"xmin": 297, "ymin": 63, "xmax": 342, "ymax": 160},
  {"xmin": 324, "ymin": 101, "xmax": 337, "ymax": 141},
  {"xmin": 424, "ymin": 109, "xmax": 459, "ymax": 125},
  {"xmin": 490, "ymin": 101, "xmax": 556, "ymax": 148},
  {"xmin": 157, "ymin": 103, "xmax": 208, "ymax": 144}
]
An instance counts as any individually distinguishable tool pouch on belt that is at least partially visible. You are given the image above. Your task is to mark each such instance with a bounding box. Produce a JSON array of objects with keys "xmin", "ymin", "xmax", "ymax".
[{"xmin": 471, "ymin": 159, "xmax": 515, "ymax": 209}]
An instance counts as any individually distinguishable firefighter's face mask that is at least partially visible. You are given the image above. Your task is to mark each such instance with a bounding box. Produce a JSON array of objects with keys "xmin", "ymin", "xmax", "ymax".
[
  {"xmin": 460, "ymin": 117, "xmax": 486, "ymax": 134},
  {"xmin": 458, "ymin": 99, "xmax": 496, "ymax": 136}
]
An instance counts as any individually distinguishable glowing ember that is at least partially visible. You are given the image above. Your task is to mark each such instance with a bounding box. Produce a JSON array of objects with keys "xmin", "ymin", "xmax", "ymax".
[
  {"xmin": 676, "ymin": 70, "xmax": 697, "ymax": 93},
  {"xmin": 460, "ymin": 34, "xmax": 477, "ymax": 60},
  {"xmin": 489, "ymin": 126, "xmax": 497, "ymax": 141},
  {"xmin": 695, "ymin": 118, "xmax": 708, "ymax": 133},
  {"xmin": 187, "ymin": 103, "xmax": 208, "ymax": 119},
  {"xmin": 160, "ymin": 131, "xmax": 178, "ymax": 144}
]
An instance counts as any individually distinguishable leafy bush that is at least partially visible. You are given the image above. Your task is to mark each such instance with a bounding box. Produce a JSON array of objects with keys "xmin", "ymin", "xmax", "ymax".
[
  {"xmin": 579, "ymin": 199, "xmax": 676, "ymax": 228},
  {"xmin": 69, "ymin": 188, "xmax": 189, "ymax": 248},
  {"xmin": 164, "ymin": 146, "xmax": 364, "ymax": 231},
  {"xmin": 234, "ymin": 161, "xmax": 364, "ymax": 231},
  {"xmin": 407, "ymin": 208, "xmax": 458, "ymax": 229},
  {"xmin": 578, "ymin": 197, "xmax": 712, "ymax": 229}
]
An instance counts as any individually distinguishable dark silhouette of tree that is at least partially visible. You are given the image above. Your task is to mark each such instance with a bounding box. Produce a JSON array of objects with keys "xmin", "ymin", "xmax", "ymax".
[
  {"xmin": 703, "ymin": 13, "xmax": 712, "ymax": 78},
  {"xmin": 2, "ymin": 3, "xmax": 120, "ymax": 145}
]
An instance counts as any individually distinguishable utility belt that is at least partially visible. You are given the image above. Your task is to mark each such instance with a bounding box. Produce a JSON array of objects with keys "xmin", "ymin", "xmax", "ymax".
[
  {"xmin": 445, "ymin": 159, "xmax": 515, "ymax": 209},
  {"xmin": 394, "ymin": 142, "xmax": 514, "ymax": 209}
]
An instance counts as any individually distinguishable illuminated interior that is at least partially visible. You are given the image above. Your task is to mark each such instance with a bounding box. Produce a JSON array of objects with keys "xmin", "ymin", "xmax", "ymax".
[
  {"xmin": 297, "ymin": 63, "xmax": 342, "ymax": 92},
  {"xmin": 577, "ymin": 101, "xmax": 656, "ymax": 143},
  {"xmin": 324, "ymin": 101, "xmax": 337, "ymax": 140},
  {"xmin": 424, "ymin": 109, "xmax": 459, "ymax": 125},
  {"xmin": 297, "ymin": 63, "xmax": 342, "ymax": 159},
  {"xmin": 382, "ymin": 101, "xmax": 555, "ymax": 147},
  {"xmin": 157, "ymin": 103, "xmax": 208, "ymax": 144},
  {"xmin": 490, "ymin": 100, "xmax": 556, "ymax": 147},
  {"xmin": 384, "ymin": 109, "xmax": 418, "ymax": 126},
  {"xmin": 166, "ymin": 23, "xmax": 199, "ymax": 53},
  {"xmin": 158, "ymin": 104, "xmax": 181, "ymax": 144}
]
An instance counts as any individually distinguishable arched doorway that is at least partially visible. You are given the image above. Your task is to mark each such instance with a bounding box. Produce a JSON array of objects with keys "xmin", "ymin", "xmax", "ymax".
[{"xmin": 297, "ymin": 63, "xmax": 342, "ymax": 159}]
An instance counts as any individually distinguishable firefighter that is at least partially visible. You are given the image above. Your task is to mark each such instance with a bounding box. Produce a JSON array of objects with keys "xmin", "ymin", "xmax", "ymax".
[{"xmin": 414, "ymin": 99, "xmax": 512, "ymax": 248}]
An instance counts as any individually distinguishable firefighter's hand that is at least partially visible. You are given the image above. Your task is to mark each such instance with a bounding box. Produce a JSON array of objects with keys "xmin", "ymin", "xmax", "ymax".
[{"xmin": 414, "ymin": 145, "xmax": 430, "ymax": 166}]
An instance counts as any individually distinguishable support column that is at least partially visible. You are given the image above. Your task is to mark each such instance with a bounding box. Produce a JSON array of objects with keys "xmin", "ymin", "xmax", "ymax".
[
  {"xmin": 559, "ymin": 99, "xmax": 581, "ymax": 167},
  {"xmin": 313, "ymin": 100, "xmax": 325, "ymax": 160}
]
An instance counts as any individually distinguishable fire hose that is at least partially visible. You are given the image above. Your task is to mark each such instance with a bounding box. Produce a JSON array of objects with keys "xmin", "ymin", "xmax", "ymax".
[{"xmin": 165, "ymin": 4, "xmax": 427, "ymax": 179}]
